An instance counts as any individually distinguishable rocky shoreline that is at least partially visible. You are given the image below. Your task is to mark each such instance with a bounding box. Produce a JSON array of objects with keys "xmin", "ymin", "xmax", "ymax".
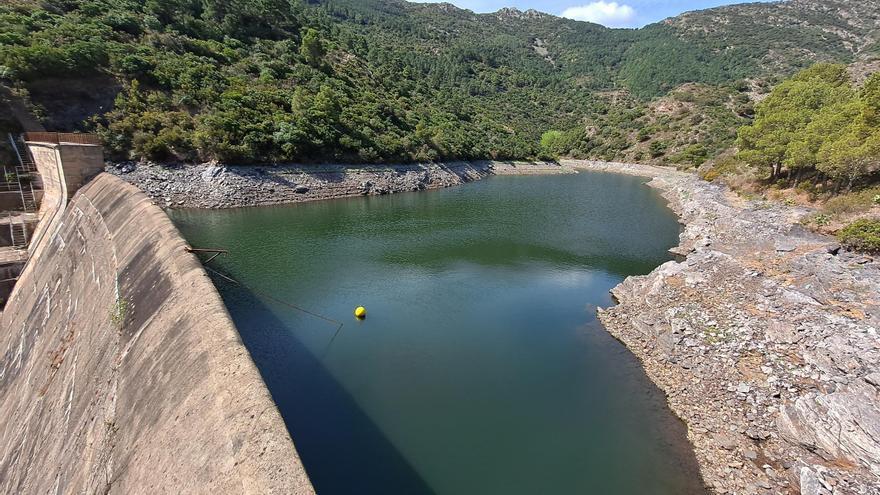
[
  {"xmin": 562, "ymin": 160, "xmax": 880, "ymax": 495},
  {"xmin": 107, "ymin": 160, "xmax": 572, "ymax": 209}
]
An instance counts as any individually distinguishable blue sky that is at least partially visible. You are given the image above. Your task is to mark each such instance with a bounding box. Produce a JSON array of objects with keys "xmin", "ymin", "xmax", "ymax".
[{"xmin": 407, "ymin": 0, "xmax": 772, "ymax": 28}]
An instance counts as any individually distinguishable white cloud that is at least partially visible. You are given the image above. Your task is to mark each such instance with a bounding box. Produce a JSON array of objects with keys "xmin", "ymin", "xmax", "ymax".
[{"xmin": 561, "ymin": 2, "xmax": 637, "ymax": 27}]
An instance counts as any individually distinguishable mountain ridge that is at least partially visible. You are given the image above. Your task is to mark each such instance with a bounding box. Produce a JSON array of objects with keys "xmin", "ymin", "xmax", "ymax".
[{"xmin": 0, "ymin": 0, "xmax": 877, "ymax": 164}]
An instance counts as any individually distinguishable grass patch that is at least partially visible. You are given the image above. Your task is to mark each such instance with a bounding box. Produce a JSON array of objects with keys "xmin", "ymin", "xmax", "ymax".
[
  {"xmin": 699, "ymin": 156, "xmax": 744, "ymax": 182},
  {"xmin": 110, "ymin": 298, "xmax": 131, "ymax": 327},
  {"xmin": 822, "ymin": 187, "xmax": 880, "ymax": 216},
  {"xmin": 804, "ymin": 213, "xmax": 830, "ymax": 228}
]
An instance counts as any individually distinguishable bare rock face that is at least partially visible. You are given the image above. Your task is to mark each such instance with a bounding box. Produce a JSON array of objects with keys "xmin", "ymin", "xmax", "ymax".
[
  {"xmin": 201, "ymin": 164, "xmax": 226, "ymax": 183},
  {"xmin": 779, "ymin": 379, "xmax": 880, "ymax": 474},
  {"xmin": 566, "ymin": 160, "xmax": 880, "ymax": 495},
  {"xmin": 799, "ymin": 467, "xmax": 825, "ymax": 495},
  {"xmin": 108, "ymin": 161, "xmax": 572, "ymax": 209},
  {"xmin": 766, "ymin": 321, "xmax": 801, "ymax": 344}
]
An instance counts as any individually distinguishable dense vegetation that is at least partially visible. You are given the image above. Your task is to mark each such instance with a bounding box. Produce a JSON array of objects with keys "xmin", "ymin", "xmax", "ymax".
[
  {"xmin": 0, "ymin": 0, "xmax": 877, "ymax": 164},
  {"xmin": 736, "ymin": 64, "xmax": 880, "ymax": 193},
  {"xmin": 539, "ymin": 83, "xmax": 751, "ymax": 166}
]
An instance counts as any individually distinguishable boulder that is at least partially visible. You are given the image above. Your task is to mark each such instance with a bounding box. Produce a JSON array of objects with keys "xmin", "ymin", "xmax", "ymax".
[{"xmin": 201, "ymin": 165, "xmax": 225, "ymax": 183}]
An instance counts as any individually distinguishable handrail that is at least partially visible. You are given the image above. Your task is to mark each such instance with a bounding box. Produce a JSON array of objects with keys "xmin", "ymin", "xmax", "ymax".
[
  {"xmin": 7, "ymin": 135, "xmax": 37, "ymax": 212},
  {"xmin": 16, "ymin": 169, "xmax": 28, "ymax": 212},
  {"xmin": 8, "ymin": 133, "xmax": 25, "ymax": 164},
  {"xmin": 22, "ymin": 132, "xmax": 101, "ymax": 145}
]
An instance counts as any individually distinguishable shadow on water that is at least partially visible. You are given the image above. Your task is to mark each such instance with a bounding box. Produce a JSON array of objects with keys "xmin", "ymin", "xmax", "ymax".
[
  {"xmin": 214, "ymin": 277, "xmax": 435, "ymax": 495},
  {"xmin": 379, "ymin": 237, "xmax": 669, "ymax": 278}
]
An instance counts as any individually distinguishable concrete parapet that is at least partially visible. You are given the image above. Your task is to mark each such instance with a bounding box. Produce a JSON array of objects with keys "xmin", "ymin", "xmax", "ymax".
[
  {"xmin": 0, "ymin": 173, "xmax": 314, "ymax": 494},
  {"xmin": 25, "ymin": 141, "xmax": 103, "ymax": 256}
]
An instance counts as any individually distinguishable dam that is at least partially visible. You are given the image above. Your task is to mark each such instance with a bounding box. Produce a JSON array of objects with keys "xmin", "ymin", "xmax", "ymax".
[{"xmin": 0, "ymin": 135, "xmax": 313, "ymax": 493}]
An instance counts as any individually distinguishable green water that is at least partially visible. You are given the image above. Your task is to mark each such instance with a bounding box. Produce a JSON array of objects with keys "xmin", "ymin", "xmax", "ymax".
[{"xmin": 170, "ymin": 171, "xmax": 705, "ymax": 495}]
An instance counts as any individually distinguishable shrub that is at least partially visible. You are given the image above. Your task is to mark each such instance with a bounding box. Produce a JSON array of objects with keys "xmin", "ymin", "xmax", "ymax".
[
  {"xmin": 110, "ymin": 297, "xmax": 132, "ymax": 327},
  {"xmin": 0, "ymin": 65, "xmax": 14, "ymax": 80},
  {"xmin": 837, "ymin": 218, "xmax": 880, "ymax": 253},
  {"xmin": 796, "ymin": 180, "xmax": 815, "ymax": 194},
  {"xmin": 649, "ymin": 140, "xmax": 667, "ymax": 158},
  {"xmin": 700, "ymin": 167, "xmax": 721, "ymax": 182},
  {"xmin": 699, "ymin": 156, "xmax": 742, "ymax": 182},
  {"xmin": 670, "ymin": 143, "xmax": 708, "ymax": 167},
  {"xmin": 812, "ymin": 213, "xmax": 830, "ymax": 227}
]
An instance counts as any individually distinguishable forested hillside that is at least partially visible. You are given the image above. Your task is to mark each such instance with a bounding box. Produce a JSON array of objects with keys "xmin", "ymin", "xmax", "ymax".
[{"xmin": 0, "ymin": 0, "xmax": 878, "ymax": 164}]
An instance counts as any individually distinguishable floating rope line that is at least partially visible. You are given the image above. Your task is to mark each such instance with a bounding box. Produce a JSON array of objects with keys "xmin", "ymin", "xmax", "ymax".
[{"xmin": 192, "ymin": 248, "xmax": 345, "ymax": 358}]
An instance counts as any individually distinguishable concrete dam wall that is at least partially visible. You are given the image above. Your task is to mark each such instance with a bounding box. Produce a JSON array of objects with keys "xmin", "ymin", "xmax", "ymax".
[{"xmin": 0, "ymin": 172, "xmax": 314, "ymax": 493}]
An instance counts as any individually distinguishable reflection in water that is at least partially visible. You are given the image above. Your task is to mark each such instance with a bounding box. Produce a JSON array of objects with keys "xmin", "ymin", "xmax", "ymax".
[{"xmin": 172, "ymin": 172, "xmax": 705, "ymax": 495}]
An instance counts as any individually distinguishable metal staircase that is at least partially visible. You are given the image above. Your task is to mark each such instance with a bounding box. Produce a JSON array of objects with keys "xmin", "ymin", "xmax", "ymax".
[
  {"xmin": 2, "ymin": 134, "xmax": 40, "ymax": 250},
  {"xmin": 8, "ymin": 134, "xmax": 38, "ymax": 213},
  {"xmin": 9, "ymin": 219, "xmax": 27, "ymax": 247},
  {"xmin": 14, "ymin": 167, "xmax": 36, "ymax": 212}
]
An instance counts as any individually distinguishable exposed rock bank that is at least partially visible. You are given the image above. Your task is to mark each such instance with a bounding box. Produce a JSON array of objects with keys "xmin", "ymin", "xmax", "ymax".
[
  {"xmin": 562, "ymin": 160, "xmax": 880, "ymax": 495},
  {"xmin": 108, "ymin": 161, "xmax": 572, "ymax": 208}
]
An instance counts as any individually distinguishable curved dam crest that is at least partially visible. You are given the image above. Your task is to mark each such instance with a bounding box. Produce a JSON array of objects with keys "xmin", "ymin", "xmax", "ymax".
[{"xmin": 0, "ymin": 172, "xmax": 313, "ymax": 493}]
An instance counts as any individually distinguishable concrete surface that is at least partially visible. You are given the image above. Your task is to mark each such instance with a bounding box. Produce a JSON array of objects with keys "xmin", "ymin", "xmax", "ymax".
[
  {"xmin": 0, "ymin": 173, "xmax": 314, "ymax": 494},
  {"xmin": 26, "ymin": 141, "xmax": 104, "ymax": 256}
]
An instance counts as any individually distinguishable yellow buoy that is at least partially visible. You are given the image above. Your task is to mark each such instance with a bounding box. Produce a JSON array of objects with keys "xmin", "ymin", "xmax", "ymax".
[{"xmin": 354, "ymin": 306, "xmax": 367, "ymax": 319}]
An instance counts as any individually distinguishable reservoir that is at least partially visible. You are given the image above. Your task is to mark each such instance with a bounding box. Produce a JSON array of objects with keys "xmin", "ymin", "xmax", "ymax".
[{"xmin": 170, "ymin": 171, "xmax": 706, "ymax": 495}]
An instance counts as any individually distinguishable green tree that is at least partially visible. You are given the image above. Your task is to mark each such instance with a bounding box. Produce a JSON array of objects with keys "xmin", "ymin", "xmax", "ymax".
[
  {"xmin": 860, "ymin": 73, "xmax": 880, "ymax": 126},
  {"xmin": 300, "ymin": 28, "xmax": 325, "ymax": 68},
  {"xmin": 784, "ymin": 99, "xmax": 861, "ymax": 181},
  {"xmin": 736, "ymin": 63, "xmax": 853, "ymax": 180},
  {"xmin": 817, "ymin": 119, "xmax": 880, "ymax": 192},
  {"xmin": 540, "ymin": 130, "xmax": 565, "ymax": 157}
]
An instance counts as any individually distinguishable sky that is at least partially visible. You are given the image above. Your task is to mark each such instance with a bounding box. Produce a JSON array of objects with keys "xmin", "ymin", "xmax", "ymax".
[{"xmin": 407, "ymin": 0, "xmax": 772, "ymax": 28}]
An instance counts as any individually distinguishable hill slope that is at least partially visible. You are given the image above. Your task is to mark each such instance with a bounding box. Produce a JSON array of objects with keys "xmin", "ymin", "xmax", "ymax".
[{"xmin": 0, "ymin": 0, "xmax": 877, "ymax": 164}]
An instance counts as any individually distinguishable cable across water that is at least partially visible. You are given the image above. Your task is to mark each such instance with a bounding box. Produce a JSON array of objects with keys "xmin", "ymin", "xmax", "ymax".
[{"xmin": 199, "ymin": 258, "xmax": 346, "ymax": 359}]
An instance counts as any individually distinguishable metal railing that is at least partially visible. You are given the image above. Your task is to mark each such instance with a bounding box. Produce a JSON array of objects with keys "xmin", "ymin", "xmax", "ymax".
[
  {"xmin": 6, "ymin": 135, "xmax": 41, "ymax": 213},
  {"xmin": 6, "ymin": 211, "xmax": 27, "ymax": 248},
  {"xmin": 22, "ymin": 132, "xmax": 101, "ymax": 145},
  {"xmin": 1, "ymin": 165, "xmax": 19, "ymax": 192}
]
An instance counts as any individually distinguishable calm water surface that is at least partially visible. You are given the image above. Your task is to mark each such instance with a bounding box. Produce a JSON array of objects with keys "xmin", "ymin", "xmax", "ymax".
[{"xmin": 170, "ymin": 171, "xmax": 706, "ymax": 495}]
